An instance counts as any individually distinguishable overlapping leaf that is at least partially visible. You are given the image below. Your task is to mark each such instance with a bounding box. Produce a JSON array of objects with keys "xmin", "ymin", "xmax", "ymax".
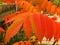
[
  {"xmin": 3, "ymin": 0, "xmax": 60, "ymax": 43},
  {"xmin": 45, "ymin": 16, "xmax": 54, "ymax": 41},
  {"xmin": 16, "ymin": 0, "xmax": 38, "ymax": 12},
  {"xmin": 4, "ymin": 12, "xmax": 29, "ymax": 24},
  {"xmin": 4, "ymin": 12, "xmax": 29, "ymax": 44},
  {"xmin": 53, "ymin": 22, "xmax": 60, "ymax": 42},
  {"xmin": 29, "ymin": 13, "xmax": 44, "ymax": 42}
]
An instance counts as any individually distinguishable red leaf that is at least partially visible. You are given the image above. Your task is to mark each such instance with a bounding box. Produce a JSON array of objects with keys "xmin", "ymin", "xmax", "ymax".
[
  {"xmin": 23, "ymin": 17, "xmax": 32, "ymax": 38},
  {"xmin": 53, "ymin": 22, "xmax": 60, "ymax": 42},
  {"xmin": 30, "ymin": 13, "xmax": 44, "ymax": 42},
  {"xmin": 53, "ymin": 22, "xmax": 58, "ymax": 41},
  {"xmin": 45, "ymin": 16, "xmax": 54, "ymax": 41},
  {"xmin": 51, "ymin": 16, "xmax": 57, "ymax": 21}
]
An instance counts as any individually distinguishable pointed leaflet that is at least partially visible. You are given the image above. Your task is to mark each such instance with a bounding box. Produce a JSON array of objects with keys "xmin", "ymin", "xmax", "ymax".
[
  {"xmin": 40, "ymin": 14, "xmax": 46, "ymax": 36},
  {"xmin": 29, "ymin": 13, "xmax": 44, "ymax": 42},
  {"xmin": 16, "ymin": 0, "xmax": 38, "ymax": 12},
  {"xmin": 4, "ymin": 12, "xmax": 18, "ymax": 24},
  {"xmin": 4, "ymin": 12, "xmax": 21, "ymax": 24},
  {"xmin": 23, "ymin": 17, "xmax": 32, "ymax": 38},
  {"xmin": 53, "ymin": 22, "xmax": 60, "ymax": 42},
  {"xmin": 29, "ymin": 14, "xmax": 38, "ymax": 38},
  {"xmin": 45, "ymin": 16, "xmax": 54, "ymax": 41},
  {"xmin": 56, "ymin": 22, "xmax": 60, "ymax": 42},
  {"xmin": 4, "ymin": 12, "xmax": 30, "ymax": 44},
  {"xmin": 41, "ymin": 15, "xmax": 49, "ymax": 40},
  {"xmin": 0, "ymin": 27, "xmax": 5, "ymax": 32},
  {"xmin": 33, "ymin": 13, "xmax": 44, "ymax": 42},
  {"xmin": 4, "ymin": 12, "xmax": 29, "ymax": 24},
  {"xmin": 3, "ymin": 0, "xmax": 15, "ymax": 4},
  {"xmin": 58, "ymin": 23, "xmax": 60, "ymax": 39},
  {"xmin": 53, "ymin": 21, "xmax": 58, "ymax": 41},
  {"xmin": 4, "ymin": 17, "xmax": 24, "ymax": 44}
]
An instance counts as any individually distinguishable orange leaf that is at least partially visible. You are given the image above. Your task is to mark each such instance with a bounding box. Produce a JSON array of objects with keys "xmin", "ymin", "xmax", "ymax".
[
  {"xmin": 29, "ymin": 13, "xmax": 44, "ymax": 42},
  {"xmin": 50, "ymin": 5, "xmax": 57, "ymax": 14},
  {"xmin": 24, "ymin": 41, "xmax": 31, "ymax": 45},
  {"xmin": 25, "ymin": 0, "xmax": 33, "ymax": 4},
  {"xmin": 57, "ymin": 7, "xmax": 60, "ymax": 16},
  {"xmin": 12, "ymin": 42, "xmax": 19, "ymax": 45},
  {"xmin": 23, "ymin": 17, "xmax": 32, "ymax": 38},
  {"xmin": 38, "ymin": 0, "xmax": 48, "ymax": 11},
  {"xmin": 4, "ymin": 12, "xmax": 18, "ymax": 24},
  {"xmin": 16, "ymin": 0, "xmax": 38, "ymax": 12},
  {"xmin": 3, "ymin": 0, "xmax": 14, "ymax": 5},
  {"xmin": 4, "ymin": 12, "xmax": 29, "ymax": 24},
  {"xmin": 46, "ymin": 1, "xmax": 53, "ymax": 13},
  {"xmin": 33, "ymin": 14, "xmax": 44, "ymax": 42},
  {"xmin": 4, "ymin": 18, "xmax": 23, "ymax": 44}
]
